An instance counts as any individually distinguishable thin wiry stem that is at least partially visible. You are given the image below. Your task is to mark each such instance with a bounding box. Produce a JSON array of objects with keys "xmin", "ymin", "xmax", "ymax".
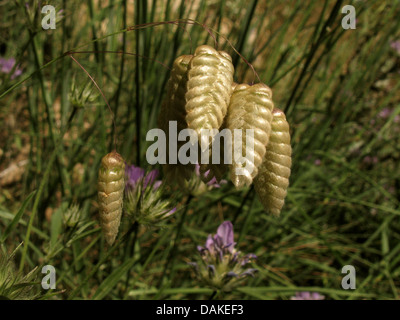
[
  {"xmin": 69, "ymin": 54, "xmax": 118, "ymax": 152},
  {"xmin": 209, "ymin": 290, "xmax": 218, "ymax": 300},
  {"xmin": 157, "ymin": 194, "xmax": 193, "ymax": 288},
  {"xmin": 1, "ymin": 18, "xmax": 260, "ymax": 100}
]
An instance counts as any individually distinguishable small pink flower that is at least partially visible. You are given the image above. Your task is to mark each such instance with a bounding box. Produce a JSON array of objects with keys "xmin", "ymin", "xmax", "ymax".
[
  {"xmin": 125, "ymin": 164, "xmax": 162, "ymax": 191},
  {"xmin": 195, "ymin": 164, "xmax": 227, "ymax": 188},
  {"xmin": 291, "ymin": 292, "xmax": 325, "ymax": 300},
  {"xmin": 0, "ymin": 57, "xmax": 23, "ymax": 79},
  {"xmin": 378, "ymin": 108, "xmax": 392, "ymax": 119},
  {"xmin": 390, "ymin": 40, "xmax": 400, "ymax": 54}
]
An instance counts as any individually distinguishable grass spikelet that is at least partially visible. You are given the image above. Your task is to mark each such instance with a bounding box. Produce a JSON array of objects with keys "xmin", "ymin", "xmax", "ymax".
[
  {"xmin": 97, "ymin": 152, "xmax": 125, "ymax": 246},
  {"xmin": 226, "ymin": 83, "xmax": 274, "ymax": 188},
  {"xmin": 254, "ymin": 108, "xmax": 292, "ymax": 216},
  {"xmin": 185, "ymin": 45, "xmax": 234, "ymax": 150}
]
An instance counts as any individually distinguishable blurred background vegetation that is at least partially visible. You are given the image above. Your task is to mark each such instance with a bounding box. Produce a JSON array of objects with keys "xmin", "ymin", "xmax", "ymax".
[{"xmin": 0, "ymin": 0, "xmax": 399, "ymax": 299}]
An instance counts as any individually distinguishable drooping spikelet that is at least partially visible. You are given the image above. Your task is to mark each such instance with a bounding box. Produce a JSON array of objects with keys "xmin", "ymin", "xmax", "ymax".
[
  {"xmin": 226, "ymin": 83, "xmax": 274, "ymax": 188},
  {"xmin": 158, "ymin": 54, "xmax": 193, "ymax": 132},
  {"xmin": 97, "ymin": 152, "xmax": 125, "ymax": 245},
  {"xmin": 185, "ymin": 45, "xmax": 234, "ymax": 149},
  {"xmin": 254, "ymin": 108, "xmax": 292, "ymax": 216},
  {"xmin": 158, "ymin": 55, "xmax": 194, "ymax": 184},
  {"xmin": 198, "ymin": 84, "xmax": 238, "ymax": 184}
]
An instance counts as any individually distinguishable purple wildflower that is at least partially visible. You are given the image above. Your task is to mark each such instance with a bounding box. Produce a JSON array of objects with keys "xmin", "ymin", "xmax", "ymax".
[
  {"xmin": 198, "ymin": 221, "xmax": 236, "ymax": 256},
  {"xmin": 291, "ymin": 292, "xmax": 325, "ymax": 300},
  {"xmin": 144, "ymin": 169, "xmax": 162, "ymax": 189},
  {"xmin": 195, "ymin": 164, "xmax": 227, "ymax": 188},
  {"xmin": 168, "ymin": 207, "xmax": 177, "ymax": 215},
  {"xmin": 378, "ymin": 108, "xmax": 392, "ymax": 119},
  {"xmin": 124, "ymin": 163, "xmax": 176, "ymax": 227},
  {"xmin": 57, "ymin": 9, "xmax": 65, "ymax": 21},
  {"xmin": 314, "ymin": 159, "xmax": 321, "ymax": 166},
  {"xmin": 190, "ymin": 221, "xmax": 258, "ymax": 292},
  {"xmin": 0, "ymin": 57, "xmax": 23, "ymax": 79},
  {"xmin": 217, "ymin": 221, "xmax": 234, "ymax": 250},
  {"xmin": 125, "ymin": 164, "xmax": 161, "ymax": 190},
  {"xmin": 390, "ymin": 40, "xmax": 400, "ymax": 54}
]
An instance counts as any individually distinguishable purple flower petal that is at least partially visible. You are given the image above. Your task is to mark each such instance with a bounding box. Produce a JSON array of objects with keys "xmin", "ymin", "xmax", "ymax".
[
  {"xmin": 241, "ymin": 268, "xmax": 258, "ymax": 277},
  {"xmin": 160, "ymin": 206, "xmax": 177, "ymax": 218},
  {"xmin": 205, "ymin": 235, "xmax": 215, "ymax": 254},
  {"xmin": 11, "ymin": 69, "xmax": 22, "ymax": 79},
  {"xmin": 378, "ymin": 107, "xmax": 392, "ymax": 119},
  {"xmin": 302, "ymin": 292, "xmax": 311, "ymax": 299},
  {"xmin": 195, "ymin": 164, "xmax": 226, "ymax": 188},
  {"xmin": 206, "ymin": 176, "xmax": 218, "ymax": 185},
  {"xmin": 213, "ymin": 234, "xmax": 223, "ymax": 248},
  {"xmin": 313, "ymin": 292, "xmax": 325, "ymax": 300},
  {"xmin": 153, "ymin": 180, "xmax": 162, "ymax": 190},
  {"xmin": 125, "ymin": 164, "xmax": 145, "ymax": 189},
  {"xmin": 291, "ymin": 291, "xmax": 325, "ymax": 300},
  {"xmin": 207, "ymin": 265, "xmax": 216, "ymax": 276},
  {"xmin": 144, "ymin": 169, "xmax": 159, "ymax": 189},
  {"xmin": 390, "ymin": 40, "xmax": 400, "ymax": 54},
  {"xmin": 192, "ymin": 220, "xmax": 259, "ymax": 288},
  {"xmin": 0, "ymin": 57, "xmax": 23, "ymax": 79},
  {"xmin": 217, "ymin": 221, "xmax": 234, "ymax": 251},
  {"xmin": 226, "ymin": 271, "xmax": 239, "ymax": 278},
  {"xmin": 223, "ymin": 242, "xmax": 236, "ymax": 251},
  {"xmin": 208, "ymin": 179, "xmax": 227, "ymax": 188},
  {"xmin": 125, "ymin": 165, "xmax": 162, "ymax": 190},
  {"xmin": 0, "ymin": 57, "xmax": 16, "ymax": 73}
]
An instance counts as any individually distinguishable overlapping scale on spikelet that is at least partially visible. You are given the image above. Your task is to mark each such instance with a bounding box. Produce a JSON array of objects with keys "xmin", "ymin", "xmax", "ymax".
[
  {"xmin": 254, "ymin": 109, "xmax": 292, "ymax": 216},
  {"xmin": 158, "ymin": 55, "xmax": 194, "ymax": 184},
  {"xmin": 226, "ymin": 83, "xmax": 274, "ymax": 188},
  {"xmin": 198, "ymin": 121, "xmax": 229, "ymax": 184},
  {"xmin": 97, "ymin": 152, "xmax": 125, "ymax": 245},
  {"xmin": 198, "ymin": 81, "xmax": 237, "ymax": 184},
  {"xmin": 185, "ymin": 45, "xmax": 234, "ymax": 149}
]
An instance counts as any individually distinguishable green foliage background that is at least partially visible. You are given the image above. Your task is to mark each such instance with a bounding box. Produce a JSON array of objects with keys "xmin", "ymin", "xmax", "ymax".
[{"xmin": 0, "ymin": 0, "xmax": 399, "ymax": 299}]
